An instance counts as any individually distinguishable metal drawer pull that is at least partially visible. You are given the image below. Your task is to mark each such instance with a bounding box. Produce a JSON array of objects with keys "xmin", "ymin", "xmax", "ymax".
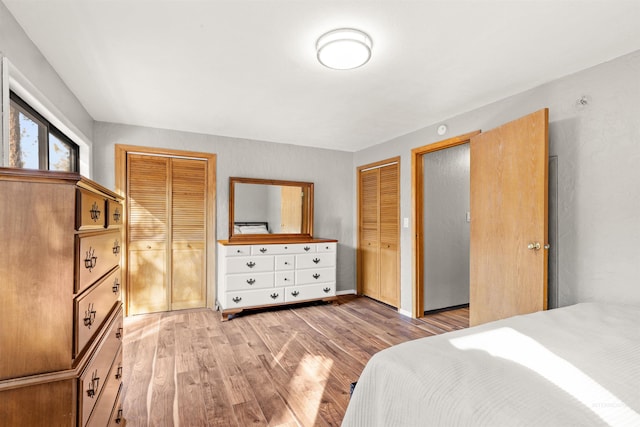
[
  {"xmin": 247, "ymin": 278, "xmax": 256, "ymax": 285},
  {"xmin": 291, "ymin": 290, "xmax": 300, "ymax": 297},
  {"xmin": 284, "ymin": 246, "xmax": 288, "ymax": 250},
  {"xmin": 284, "ymin": 277, "xmax": 289, "ymax": 281},
  {"xmin": 313, "ymin": 258, "xmax": 320, "ymax": 264},
  {"xmin": 87, "ymin": 370, "xmax": 100, "ymax": 398},
  {"xmin": 113, "ymin": 240, "xmax": 121, "ymax": 255},
  {"xmin": 325, "ymin": 246, "xmax": 330, "ymax": 250},
  {"xmin": 323, "ymin": 287, "xmax": 331, "ymax": 293},
  {"xmin": 84, "ymin": 247, "xmax": 97, "ymax": 271},
  {"xmin": 236, "ymin": 249, "xmax": 242, "ymax": 253},
  {"xmin": 260, "ymin": 247, "xmax": 267, "ymax": 253},
  {"xmin": 313, "ymin": 273, "xmax": 320, "ymax": 279},
  {"xmin": 284, "ymin": 261, "xmax": 289, "ymax": 265},
  {"xmin": 304, "ymin": 246, "xmax": 311, "ymax": 251},
  {"xmin": 246, "ymin": 261, "xmax": 256, "ymax": 268},
  {"xmin": 270, "ymin": 293, "xmax": 279, "ymax": 299},
  {"xmin": 232, "ymin": 296, "xmax": 242, "ymax": 303},
  {"xmin": 90, "ymin": 202, "xmax": 101, "ymax": 222},
  {"xmin": 115, "ymin": 408, "xmax": 123, "ymax": 424},
  {"xmin": 84, "ymin": 303, "xmax": 96, "ymax": 329},
  {"xmin": 115, "ymin": 365, "xmax": 123, "ymax": 380},
  {"xmin": 113, "ymin": 207, "xmax": 121, "ymax": 222},
  {"xmin": 112, "ymin": 279, "xmax": 120, "ymax": 293},
  {"xmin": 116, "ymin": 327, "xmax": 123, "ymax": 339}
]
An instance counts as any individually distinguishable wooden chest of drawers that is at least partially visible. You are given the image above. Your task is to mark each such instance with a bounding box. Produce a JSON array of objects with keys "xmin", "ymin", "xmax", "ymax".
[
  {"xmin": 0, "ymin": 168, "xmax": 125, "ymax": 426},
  {"xmin": 217, "ymin": 239, "xmax": 338, "ymax": 320}
]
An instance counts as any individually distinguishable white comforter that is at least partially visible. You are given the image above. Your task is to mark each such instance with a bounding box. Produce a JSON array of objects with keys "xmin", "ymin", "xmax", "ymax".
[{"xmin": 342, "ymin": 303, "xmax": 640, "ymax": 427}]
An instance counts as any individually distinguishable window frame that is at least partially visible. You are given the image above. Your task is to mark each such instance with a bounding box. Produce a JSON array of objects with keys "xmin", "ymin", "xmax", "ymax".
[{"xmin": 9, "ymin": 90, "xmax": 79, "ymax": 172}]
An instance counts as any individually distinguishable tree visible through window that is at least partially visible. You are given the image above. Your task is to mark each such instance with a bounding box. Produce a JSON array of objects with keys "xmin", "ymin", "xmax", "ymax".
[{"xmin": 9, "ymin": 92, "xmax": 79, "ymax": 172}]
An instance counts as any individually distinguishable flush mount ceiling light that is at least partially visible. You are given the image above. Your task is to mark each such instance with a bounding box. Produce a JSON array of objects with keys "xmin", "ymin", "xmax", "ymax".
[{"xmin": 316, "ymin": 28, "xmax": 373, "ymax": 70}]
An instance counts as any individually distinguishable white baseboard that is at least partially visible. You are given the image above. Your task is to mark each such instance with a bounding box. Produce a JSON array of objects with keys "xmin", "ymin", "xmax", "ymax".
[
  {"xmin": 336, "ymin": 289, "xmax": 357, "ymax": 296},
  {"xmin": 398, "ymin": 308, "xmax": 412, "ymax": 318}
]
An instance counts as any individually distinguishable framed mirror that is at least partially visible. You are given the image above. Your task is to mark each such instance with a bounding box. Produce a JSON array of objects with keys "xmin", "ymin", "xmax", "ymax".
[{"xmin": 229, "ymin": 177, "xmax": 314, "ymax": 241}]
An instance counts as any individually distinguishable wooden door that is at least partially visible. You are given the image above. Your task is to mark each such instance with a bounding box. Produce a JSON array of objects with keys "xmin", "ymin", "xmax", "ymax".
[
  {"xmin": 280, "ymin": 185, "xmax": 302, "ymax": 233},
  {"xmin": 128, "ymin": 154, "xmax": 170, "ymax": 314},
  {"xmin": 379, "ymin": 164, "xmax": 399, "ymax": 306},
  {"xmin": 128, "ymin": 154, "xmax": 208, "ymax": 315},
  {"xmin": 470, "ymin": 109, "xmax": 549, "ymax": 326},
  {"xmin": 360, "ymin": 169, "xmax": 380, "ymax": 298},
  {"xmin": 171, "ymin": 158, "xmax": 207, "ymax": 310}
]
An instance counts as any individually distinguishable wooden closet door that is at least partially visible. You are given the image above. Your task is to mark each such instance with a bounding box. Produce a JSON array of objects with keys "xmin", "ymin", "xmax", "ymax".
[
  {"xmin": 360, "ymin": 169, "xmax": 380, "ymax": 299},
  {"xmin": 379, "ymin": 164, "xmax": 399, "ymax": 307},
  {"xmin": 128, "ymin": 154, "xmax": 170, "ymax": 315},
  {"xmin": 171, "ymin": 158, "xmax": 207, "ymax": 310}
]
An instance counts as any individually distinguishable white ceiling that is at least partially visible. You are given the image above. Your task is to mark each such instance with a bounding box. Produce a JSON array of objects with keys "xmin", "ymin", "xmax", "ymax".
[{"xmin": 4, "ymin": 1, "xmax": 640, "ymax": 152}]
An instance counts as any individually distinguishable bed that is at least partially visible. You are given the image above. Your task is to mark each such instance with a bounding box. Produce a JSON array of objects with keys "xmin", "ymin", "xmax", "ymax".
[
  {"xmin": 233, "ymin": 221, "xmax": 270, "ymax": 234},
  {"xmin": 342, "ymin": 303, "xmax": 640, "ymax": 426}
]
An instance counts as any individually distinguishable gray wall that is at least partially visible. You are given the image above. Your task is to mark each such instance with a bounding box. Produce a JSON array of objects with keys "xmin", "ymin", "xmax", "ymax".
[
  {"xmin": 92, "ymin": 122, "xmax": 356, "ymax": 293},
  {"xmin": 423, "ymin": 144, "xmax": 470, "ymax": 311},
  {"xmin": 355, "ymin": 49, "xmax": 640, "ymax": 313}
]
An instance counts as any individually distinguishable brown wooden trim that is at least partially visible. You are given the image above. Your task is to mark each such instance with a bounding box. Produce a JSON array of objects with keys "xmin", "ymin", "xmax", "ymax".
[
  {"xmin": 411, "ymin": 131, "xmax": 480, "ymax": 318},
  {"xmin": 228, "ymin": 176, "xmax": 314, "ymax": 242},
  {"xmin": 356, "ymin": 156, "xmax": 400, "ymax": 297},
  {"xmin": 221, "ymin": 296, "xmax": 338, "ymax": 321},
  {"xmin": 218, "ymin": 237, "xmax": 337, "ymax": 246},
  {"xmin": 114, "ymin": 144, "xmax": 217, "ymax": 315},
  {"xmin": 0, "ymin": 166, "xmax": 80, "ymax": 184}
]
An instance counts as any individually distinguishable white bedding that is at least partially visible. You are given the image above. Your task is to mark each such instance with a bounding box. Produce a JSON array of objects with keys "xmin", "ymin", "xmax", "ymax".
[{"xmin": 342, "ymin": 303, "xmax": 640, "ymax": 427}]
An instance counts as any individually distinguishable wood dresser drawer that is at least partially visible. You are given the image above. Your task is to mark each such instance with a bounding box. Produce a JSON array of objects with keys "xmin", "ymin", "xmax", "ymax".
[
  {"xmin": 79, "ymin": 308, "xmax": 123, "ymax": 427},
  {"xmin": 108, "ymin": 385, "xmax": 125, "ymax": 426},
  {"xmin": 77, "ymin": 188, "xmax": 107, "ymax": 231},
  {"xmin": 75, "ymin": 267, "xmax": 122, "ymax": 357},
  {"xmin": 106, "ymin": 199, "xmax": 124, "ymax": 229},
  {"xmin": 86, "ymin": 348, "xmax": 123, "ymax": 427},
  {"xmin": 76, "ymin": 231, "xmax": 122, "ymax": 294}
]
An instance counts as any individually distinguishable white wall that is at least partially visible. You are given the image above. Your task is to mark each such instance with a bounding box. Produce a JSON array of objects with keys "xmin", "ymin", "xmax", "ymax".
[
  {"xmin": 355, "ymin": 49, "xmax": 640, "ymax": 313},
  {"xmin": 92, "ymin": 122, "xmax": 356, "ymax": 293},
  {"xmin": 0, "ymin": 1, "xmax": 94, "ymax": 174}
]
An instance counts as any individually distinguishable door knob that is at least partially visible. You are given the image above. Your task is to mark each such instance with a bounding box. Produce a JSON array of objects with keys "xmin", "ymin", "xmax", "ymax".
[{"xmin": 527, "ymin": 242, "xmax": 541, "ymax": 250}]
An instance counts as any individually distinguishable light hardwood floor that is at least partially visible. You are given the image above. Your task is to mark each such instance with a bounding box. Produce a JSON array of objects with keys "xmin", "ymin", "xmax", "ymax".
[{"xmin": 122, "ymin": 295, "xmax": 469, "ymax": 426}]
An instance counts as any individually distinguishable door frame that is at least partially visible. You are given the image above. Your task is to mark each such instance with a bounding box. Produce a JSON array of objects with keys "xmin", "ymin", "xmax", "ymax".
[
  {"xmin": 115, "ymin": 144, "xmax": 216, "ymax": 315},
  {"xmin": 356, "ymin": 156, "xmax": 400, "ymax": 298},
  {"xmin": 411, "ymin": 131, "xmax": 480, "ymax": 318}
]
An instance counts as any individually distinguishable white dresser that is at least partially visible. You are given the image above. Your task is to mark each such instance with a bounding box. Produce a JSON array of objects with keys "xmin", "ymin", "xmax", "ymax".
[{"xmin": 217, "ymin": 239, "xmax": 338, "ymax": 320}]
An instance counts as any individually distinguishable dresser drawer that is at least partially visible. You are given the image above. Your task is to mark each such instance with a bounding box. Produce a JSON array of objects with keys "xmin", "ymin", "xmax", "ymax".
[
  {"xmin": 285, "ymin": 283, "xmax": 335, "ymax": 302},
  {"xmin": 106, "ymin": 199, "xmax": 124, "ymax": 229},
  {"xmin": 275, "ymin": 271, "xmax": 294, "ymax": 286},
  {"xmin": 79, "ymin": 311, "xmax": 122, "ymax": 427},
  {"xmin": 77, "ymin": 188, "xmax": 107, "ymax": 230},
  {"xmin": 295, "ymin": 253, "xmax": 336, "ymax": 269},
  {"xmin": 275, "ymin": 255, "xmax": 295, "ymax": 270},
  {"xmin": 317, "ymin": 242, "xmax": 336, "ymax": 253},
  {"xmin": 226, "ymin": 272, "xmax": 274, "ymax": 291},
  {"xmin": 295, "ymin": 267, "xmax": 335, "ymax": 285},
  {"xmin": 223, "ymin": 245, "xmax": 251, "ymax": 257},
  {"xmin": 108, "ymin": 384, "xmax": 125, "ymax": 426},
  {"xmin": 75, "ymin": 267, "xmax": 121, "ymax": 357},
  {"xmin": 251, "ymin": 243, "xmax": 315, "ymax": 255},
  {"xmin": 225, "ymin": 287, "xmax": 284, "ymax": 308},
  {"xmin": 226, "ymin": 256, "xmax": 274, "ymax": 274},
  {"xmin": 77, "ymin": 231, "xmax": 122, "ymax": 293},
  {"xmin": 86, "ymin": 348, "xmax": 123, "ymax": 427}
]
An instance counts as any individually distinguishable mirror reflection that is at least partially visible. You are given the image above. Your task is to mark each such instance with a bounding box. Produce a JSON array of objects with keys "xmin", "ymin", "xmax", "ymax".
[{"xmin": 234, "ymin": 183, "xmax": 303, "ymax": 234}]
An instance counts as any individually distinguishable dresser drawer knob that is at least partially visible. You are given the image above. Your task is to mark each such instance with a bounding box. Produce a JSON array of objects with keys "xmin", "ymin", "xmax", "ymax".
[
  {"xmin": 236, "ymin": 249, "xmax": 241, "ymax": 253},
  {"xmin": 113, "ymin": 207, "xmax": 121, "ymax": 223},
  {"xmin": 112, "ymin": 279, "xmax": 120, "ymax": 293},
  {"xmin": 284, "ymin": 277, "xmax": 289, "ymax": 281},
  {"xmin": 313, "ymin": 273, "xmax": 320, "ymax": 280},
  {"xmin": 304, "ymin": 246, "xmax": 311, "ymax": 251},
  {"xmin": 115, "ymin": 365, "xmax": 123, "ymax": 380},
  {"xmin": 270, "ymin": 293, "xmax": 279, "ymax": 299},
  {"xmin": 246, "ymin": 278, "xmax": 256, "ymax": 285},
  {"xmin": 291, "ymin": 290, "xmax": 300, "ymax": 297},
  {"xmin": 113, "ymin": 240, "xmax": 121, "ymax": 255},
  {"xmin": 313, "ymin": 258, "xmax": 320, "ymax": 264},
  {"xmin": 260, "ymin": 247, "xmax": 267, "ymax": 253},
  {"xmin": 89, "ymin": 202, "xmax": 101, "ymax": 222},
  {"xmin": 246, "ymin": 262, "xmax": 256, "ymax": 268},
  {"xmin": 232, "ymin": 296, "xmax": 242, "ymax": 303},
  {"xmin": 84, "ymin": 247, "xmax": 97, "ymax": 271},
  {"xmin": 83, "ymin": 303, "xmax": 97, "ymax": 329},
  {"xmin": 323, "ymin": 287, "xmax": 331, "ymax": 293},
  {"xmin": 284, "ymin": 261, "xmax": 289, "ymax": 265},
  {"xmin": 116, "ymin": 327, "xmax": 123, "ymax": 339},
  {"xmin": 115, "ymin": 408, "xmax": 123, "ymax": 424},
  {"xmin": 87, "ymin": 370, "xmax": 100, "ymax": 398}
]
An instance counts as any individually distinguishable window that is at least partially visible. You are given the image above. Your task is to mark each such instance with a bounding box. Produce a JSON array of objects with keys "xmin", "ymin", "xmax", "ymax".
[{"xmin": 9, "ymin": 91, "xmax": 79, "ymax": 172}]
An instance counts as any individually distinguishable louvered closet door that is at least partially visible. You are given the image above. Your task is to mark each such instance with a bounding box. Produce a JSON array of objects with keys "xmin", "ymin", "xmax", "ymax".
[
  {"xmin": 379, "ymin": 164, "xmax": 399, "ymax": 307},
  {"xmin": 360, "ymin": 169, "xmax": 380, "ymax": 298},
  {"xmin": 128, "ymin": 154, "xmax": 170, "ymax": 314},
  {"xmin": 127, "ymin": 154, "xmax": 208, "ymax": 315}
]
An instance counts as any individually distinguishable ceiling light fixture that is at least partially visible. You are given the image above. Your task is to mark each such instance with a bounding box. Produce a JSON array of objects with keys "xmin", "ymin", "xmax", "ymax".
[{"xmin": 316, "ymin": 28, "xmax": 373, "ymax": 70}]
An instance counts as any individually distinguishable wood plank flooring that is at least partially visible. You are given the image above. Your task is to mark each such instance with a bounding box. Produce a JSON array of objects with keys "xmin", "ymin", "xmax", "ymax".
[{"xmin": 122, "ymin": 295, "xmax": 469, "ymax": 426}]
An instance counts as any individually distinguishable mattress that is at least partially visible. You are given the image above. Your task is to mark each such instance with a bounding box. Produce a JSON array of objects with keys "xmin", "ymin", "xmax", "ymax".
[{"xmin": 342, "ymin": 303, "xmax": 640, "ymax": 427}]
